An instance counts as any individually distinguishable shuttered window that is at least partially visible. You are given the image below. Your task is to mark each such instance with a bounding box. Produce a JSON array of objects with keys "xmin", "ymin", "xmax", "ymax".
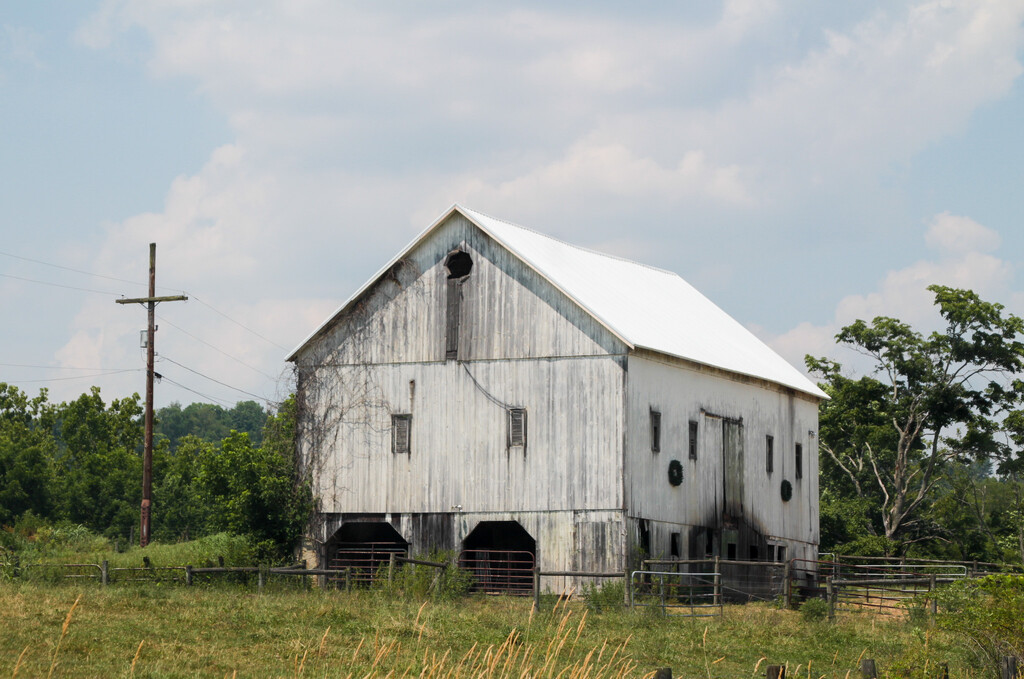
[
  {"xmin": 795, "ymin": 443, "xmax": 803, "ymax": 479},
  {"xmin": 392, "ymin": 414, "xmax": 411, "ymax": 455},
  {"xmin": 508, "ymin": 408, "xmax": 527, "ymax": 449},
  {"xmin": 766, "ymin": 435, "xmax": 774, "ymax": 474},
  {"xmin": 688, "ymin": 420, "xmax": 698, "ymax": 460},
  {"xmin": 650, "ymin": 409, "xmax": 661, "ymax": 453}
]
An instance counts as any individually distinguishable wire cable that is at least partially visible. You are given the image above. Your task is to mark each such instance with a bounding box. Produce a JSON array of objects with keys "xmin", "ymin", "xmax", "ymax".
[
  {"xmin": 186, "ymin": 293, "xmax": 289, "ymax": 351},
  {"xmin": 160, "ymin": 356, "xmax": 279, "ymax": 405},
  {"xmin": 156, "ymin": 314, "xmax": 277, "ymax": 380},
  {"xmin": 0, "ymin": 272, "xmax": 120, "ymax": 296},
  {"xmin": 0, "ymin": 249, "xmax": 148, "ymax": 287},
  {"xmin": 13, "ymin": 369, "xmax": 141, "ymax": 384},
  {"xmin": 158, "ymin": 375, "xmax": 235, "ymax": 408},
  {"xmin": 0, "ymin": 362, "xmax": 137, "ymax": 371}
]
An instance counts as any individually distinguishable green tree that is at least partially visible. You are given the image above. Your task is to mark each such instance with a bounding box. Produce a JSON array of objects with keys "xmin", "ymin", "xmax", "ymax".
[
  {"xmin": 198, "ymin": 396, "xmax": 310, "ymax": 561},
  {"xmin": 808, "ymin": 285, "xmax": 1024, "ymax": 552},
  {"xmin": 0, "ymin": 384, "xmax": 55, "ymax": 524},
  {"xmin": 51, "ymin": 387, "xmax": 144, "ymax": 538}
]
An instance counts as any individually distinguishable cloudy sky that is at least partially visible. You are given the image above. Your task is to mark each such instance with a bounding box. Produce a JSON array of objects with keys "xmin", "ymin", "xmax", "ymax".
[{"xmin": 2, "ymin": 0, "xmax": 1023, "ymax": 410}]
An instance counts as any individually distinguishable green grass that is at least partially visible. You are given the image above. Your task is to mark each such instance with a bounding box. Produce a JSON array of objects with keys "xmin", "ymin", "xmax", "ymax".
[{"xmin": 0, "ymin": 581, "xmax": 982, "ymax": 678}]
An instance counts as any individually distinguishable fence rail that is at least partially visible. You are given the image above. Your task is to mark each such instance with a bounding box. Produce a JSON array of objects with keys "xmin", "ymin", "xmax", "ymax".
[{"xmin": 8, "ymin": 552, "xmax": 1021, "ymax": 619}]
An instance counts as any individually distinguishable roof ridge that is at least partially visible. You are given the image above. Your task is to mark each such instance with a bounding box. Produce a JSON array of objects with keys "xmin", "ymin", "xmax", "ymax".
[{"xmin": 456, "ymin": 204, "xmax": 680, "ymax": 278}]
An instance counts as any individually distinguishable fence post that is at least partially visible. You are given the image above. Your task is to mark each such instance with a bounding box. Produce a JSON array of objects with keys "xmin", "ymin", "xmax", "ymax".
[
  {"xmin": 101, "ymin": 560, "xmax": 109, "ymax": 586},
  {"xmin": 929, "ymin": 573, "xmax": 937, "ymax": 623},
  {"xmin": 258, "ymin": 564, "xmax": 267, "ymax": 594},
  {"xmin": 713, "ymin": 556, "xmax": 721, "ymax": 607},
  {"xmin": 388, "ymin": 552, "xmax": 396, "ymax": 588},
  {"xmin": 302, "ymin": 559, "xmax": 310, "ymax": 591},
  {"xmin": 826, "ymin": 576, "xmax": 835, "ymax": 621},
  {"xmin": 1001, "ymin": 656, "xmax": 1018, "ymax": 679},
  {"xmin": 625, "ymin": 567, "xmax": 632, "ymax": 608},
  {"xmin": 345, "ymin": 567, "xmax": 351, "ymax": 592},
  {"xmin": 533, "ymin": 566, "xmax": 541, "ymax": 612},
  {"xmin": 186, "ymin": 565, "xmax": 193, "ymax": 587},
  {"xmin": 766, "ymin": 665, "xmax": 785, "ymax": 678},
  {"xmin": 861, "ymin": 658, "xmax": 877, "ymax": 678},
  {"xmin": 783, "ymin": 559, "xmax": 792, "ymax": 608}
]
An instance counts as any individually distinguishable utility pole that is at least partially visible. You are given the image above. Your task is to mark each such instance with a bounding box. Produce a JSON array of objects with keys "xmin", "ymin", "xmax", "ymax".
[{"xmin": 116, "ymin": 243, "xmax": 187, "ymax": 547}]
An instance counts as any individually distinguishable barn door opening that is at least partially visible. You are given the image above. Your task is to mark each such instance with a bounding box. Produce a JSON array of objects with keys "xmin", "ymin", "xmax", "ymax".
[
  {"xmin": 326, "ymin": 522, "xmax": 408, "ymax": 587},
  {"xmin": 459, "ymin": 521, "xmax": 535, "ymax": 595},
  {"xmin": 722, "ymin": 420, "xmax": 744, "ymax": 524}
]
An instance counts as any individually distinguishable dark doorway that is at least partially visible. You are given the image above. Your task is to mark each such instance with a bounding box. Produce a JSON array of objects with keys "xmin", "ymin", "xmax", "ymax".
[
  {"xmin": 459, "ymin": 521, "xmax": 535, "ymax": 595},
  {"xmin": 326, "ymin": 522, "xmax": 408, "ymax": 587}
]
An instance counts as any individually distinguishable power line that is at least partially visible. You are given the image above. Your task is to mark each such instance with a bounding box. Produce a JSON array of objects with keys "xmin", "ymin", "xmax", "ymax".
[
  {"xmin": 160, "ymin": 355, "xmax": 278, "ymax": 405},
  {"xmin": 187, "ymin": 293, "xmax": 289, "ymax": 351},
  {"xmin": 156, "ymin": 314, "xmax": 278, "ymax": 380},
  {"xmin": 1, "ymin": 247, "xmax": 288, "ymax": 351},
  {"xmin": 0, "ymin": 272, "xmax": 120, "ymax": 296},
  {"xmin": 0, "ymin": 362, "xmax": 137, "ymax": 371},
  {"xmin": 0, "ymin": 249, "xmax": 148, "ymax": 287},
  {"xmin": 158, "ymin": 374, "xmax": 235, "ymax": 408},
  {"xmin": 13, "ymin": 369, "xmax": 141, "ymax": 384}
]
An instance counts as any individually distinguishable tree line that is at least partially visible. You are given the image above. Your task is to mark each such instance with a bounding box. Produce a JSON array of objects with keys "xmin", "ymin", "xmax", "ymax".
[
  {"xmin": 0, "ymin": 389, "xmax": 310, "ymax": 561},
  {"xmin": 2, "ymin": 284, "xmax": 1023, "ymax": 564}
]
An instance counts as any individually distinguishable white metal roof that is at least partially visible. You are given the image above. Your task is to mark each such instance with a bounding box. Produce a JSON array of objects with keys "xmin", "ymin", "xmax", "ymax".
[{"xmin": 288, "ymin": 204, "xmax": 826, "ymax": 399}]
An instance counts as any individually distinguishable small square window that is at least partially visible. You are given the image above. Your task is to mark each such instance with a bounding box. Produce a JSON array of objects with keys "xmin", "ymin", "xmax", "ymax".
[
  {"xmin": 670, "ymin": 532, "xmax": 680, "ymax": 558},
  {"xmin": 688, "ymin": 420, "xmax": 698, "ymax": 460},
  {"xmin": 766, "ymin": 435, "xmax": 774, "ymax": 474},
  {"xmin": 508, "ymin": 408, "xmax": 527, "ymax": 449},
  {"xmin": 650, "ymin": 409, "xmax": 661, "ymax": 453},
  {"xmin": 795, "ymin": 443, "xmax": 803, "ymax": 480},
  {"xmin": 392, "ymin": 414, "xmax": 411, "ymax": 455}
]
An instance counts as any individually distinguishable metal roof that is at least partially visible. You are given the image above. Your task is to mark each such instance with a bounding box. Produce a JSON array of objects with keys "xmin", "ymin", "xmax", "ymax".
[{"xmin": 288, "ymin": 204, "xmax": 826, "ymax": 399}]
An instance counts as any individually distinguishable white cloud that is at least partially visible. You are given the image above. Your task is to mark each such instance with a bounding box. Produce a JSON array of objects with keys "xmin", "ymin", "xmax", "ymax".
[
  {"xmin": 925, "ymin": 211, "xmax": 1002, "ymax": 254},
  {"xmin": 764, "ymin": 212, "xmax": 1019, "ymax": 372},
  {"xmin": 44, "ymin": 0, "xmax": 1024, "ymax": 405}
]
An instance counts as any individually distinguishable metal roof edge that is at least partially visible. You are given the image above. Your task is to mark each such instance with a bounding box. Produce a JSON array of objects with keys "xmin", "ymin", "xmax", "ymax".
[
  {"xmin": 455, "ymin": 204, "xmax": 637, "ymax": 352},
  {"xmin": 631, "ymin": 344, "xmax": 829, "ymax": 400},
  {"xmin": 285, "ymin": 204, "xmax": 463, "ymax": 362}
]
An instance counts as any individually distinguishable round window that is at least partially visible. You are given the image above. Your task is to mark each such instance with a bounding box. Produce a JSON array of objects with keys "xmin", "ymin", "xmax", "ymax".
[{"xmin": 781, "ymin": 479, "xmax": 793, "ymax": 502}]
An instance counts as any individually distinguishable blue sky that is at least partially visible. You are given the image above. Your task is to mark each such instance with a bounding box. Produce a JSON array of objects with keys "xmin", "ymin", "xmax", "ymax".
[{"xmin": 2, "ymin": 0, "xmax": 1023, "ymax": 409}]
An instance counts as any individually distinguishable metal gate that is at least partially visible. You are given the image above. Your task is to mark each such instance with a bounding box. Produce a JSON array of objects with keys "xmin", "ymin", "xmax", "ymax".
[
  {"xmin": 327, "ymin": 541, "xmax": 407, "ymax": 587},
  {"xmin": 458, "ymin": 549, "xmax": 535, "ymax": 596}
]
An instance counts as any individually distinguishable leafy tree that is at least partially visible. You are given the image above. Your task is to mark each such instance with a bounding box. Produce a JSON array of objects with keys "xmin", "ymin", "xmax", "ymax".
[
  {"xmin": 808, "ymin": 286, "xmax": 1024, "ymax": 552},
  {"xmin": 0, "ymin": 384, "xmax": 55, "ymax": 524},
  {"xmin": 198, "ymin": 396, "xmax": 310, "ymax": 561},
  {"xmin": 50, "ymin": 387, "xmax": 144, "ymax": 538},
  {"xmin": 156, "ymin": 400, "xmax": 267, "ymax": 449}
]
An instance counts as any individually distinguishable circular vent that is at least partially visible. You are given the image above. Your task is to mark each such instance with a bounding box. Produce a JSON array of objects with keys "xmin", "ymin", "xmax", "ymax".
[
  {"xmin": 781, "ymin": 479, "xmax": 793, "ymax": 502},
  {"xmin": 668, "ymin": 460, "xmax": 683, "ymax": 486}
]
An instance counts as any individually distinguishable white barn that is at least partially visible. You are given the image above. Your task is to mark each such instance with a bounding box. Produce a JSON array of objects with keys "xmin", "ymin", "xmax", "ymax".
[{"xmin": 288, "ymin": 205, "xmax": 825, "ymax": 592}]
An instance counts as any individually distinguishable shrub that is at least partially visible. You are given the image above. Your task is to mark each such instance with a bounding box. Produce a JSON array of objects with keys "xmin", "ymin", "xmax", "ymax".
[
  {"xmin": 582, "ymin": 580, "xmax": 626, "ymax": 612},
  {"xmin": 799, "ymin": 596, "xmax": 829, "ymax": 622},
  {"xmin": 935, "ymin": 574, "xmax": 1024, "ymax": 674}
]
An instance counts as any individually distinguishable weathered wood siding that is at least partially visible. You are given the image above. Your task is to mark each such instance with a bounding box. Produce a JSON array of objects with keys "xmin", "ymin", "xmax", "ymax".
[
  {"xmin": 309, "ymin": 213, "xmax": 623, "ymax": 365},
  {"xmin": 309, "ymin": 358, "xmax": 625, "ymax": 514},
  {"xmin": 624, "ymin": 350, "xmax": 819, "ymax": 562},
  {"xmin": 297, "ymin": 212, "xmax": 628, "ymax": 518},
  {"xmin": 318, "ymin": 509, "xmax": 626, "ymax": 592}
]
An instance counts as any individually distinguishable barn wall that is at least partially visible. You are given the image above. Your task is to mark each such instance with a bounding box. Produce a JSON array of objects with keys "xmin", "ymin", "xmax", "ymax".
[
  {"xmin": 624, "ymin": 351, "xmax": 819, "ymax": 563},
  {"xmin": 306, "ymin": 357, "xmax": 625, "ymax": 515},
  {"xmin": 317, "ymin": 509, "xmax": 625, "ymax": 594},
  {"xmin": 308, "ymin": 213, "xmax": 623, "ymax": 366}
]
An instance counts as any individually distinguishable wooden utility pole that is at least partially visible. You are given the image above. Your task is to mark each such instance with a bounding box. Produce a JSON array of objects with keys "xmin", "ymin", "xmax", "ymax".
[{"xmin": 116, "ymin": 243, "xmax": 187, "ymax": 547}]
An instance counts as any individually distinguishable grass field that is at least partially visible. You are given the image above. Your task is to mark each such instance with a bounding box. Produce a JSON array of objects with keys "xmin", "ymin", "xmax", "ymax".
[{"xmin": 0, "ymin": 581, "xmax": 980, "ymax": 678}]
